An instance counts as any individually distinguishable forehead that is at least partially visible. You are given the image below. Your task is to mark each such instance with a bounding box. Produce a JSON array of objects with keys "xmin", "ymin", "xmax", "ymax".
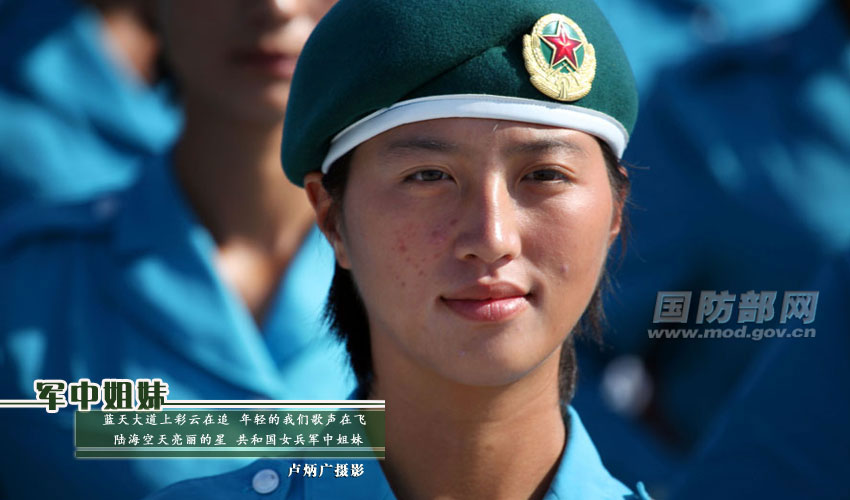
[{"xmin": 356, "ymin": 118, "xmax": 601, "ymax": 159}]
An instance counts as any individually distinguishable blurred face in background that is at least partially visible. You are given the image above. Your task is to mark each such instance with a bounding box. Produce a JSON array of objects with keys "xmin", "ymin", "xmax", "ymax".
[{"xmin": 158, "ymin": 0, "xmax": 337, "ymax": 122}]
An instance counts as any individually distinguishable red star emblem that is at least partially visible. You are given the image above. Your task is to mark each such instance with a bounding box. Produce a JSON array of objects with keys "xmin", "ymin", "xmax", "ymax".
[{"xmin": 541, "ymin": 22, "xmax": 583, "ymax": 70}]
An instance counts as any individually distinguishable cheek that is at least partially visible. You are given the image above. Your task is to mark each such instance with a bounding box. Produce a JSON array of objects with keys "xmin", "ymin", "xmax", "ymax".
[
  {"xmin": 285, "ymin": 16, "xmax": 319, "ymax": 48},
  {"xmin": 342, "ymin": 189, "xmax": 455, "ymax": 296},
  {"xmin": 164, "ymin": 12, "xmax": 226, "ymax": 84},
  {"xmin": 307, "ymin": 0, "xmax": 337, "ymax": 19},
  {"xmin": 527, "ymin": 188, "xmax": 614, "ymax": 285}
]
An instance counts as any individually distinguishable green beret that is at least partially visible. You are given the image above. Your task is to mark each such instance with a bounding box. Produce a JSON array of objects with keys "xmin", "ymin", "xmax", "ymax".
[{"xmin": 282, "ymin": 0, "xmax": 638, "ymax": 186}]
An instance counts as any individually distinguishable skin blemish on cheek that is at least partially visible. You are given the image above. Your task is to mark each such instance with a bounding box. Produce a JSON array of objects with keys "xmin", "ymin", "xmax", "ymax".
[
  {"xmin": 429, "ymin": 219, "xmax": 458, "ymax": 246},
  {"xmin": 560, "ymin": 263, "xmax": 570, "ymax": 275},
  {"xmin": 394, "ymin": 226, "xmax": 419, "ymax": 253},
  {"xmin": 430, "ymin": 229, "xmax": 447, "ymax": 244},
  {"xmin": 393, "ymin": 271, "xmax": 406, "ymax": 288}
]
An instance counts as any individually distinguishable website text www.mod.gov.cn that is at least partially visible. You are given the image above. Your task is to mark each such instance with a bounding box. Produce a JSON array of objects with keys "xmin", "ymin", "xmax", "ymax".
[{"xmin": 647, "ymin": 325, "xmax": 816, "ymax": 341}]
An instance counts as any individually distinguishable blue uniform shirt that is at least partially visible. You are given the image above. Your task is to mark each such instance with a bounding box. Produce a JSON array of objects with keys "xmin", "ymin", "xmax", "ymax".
[
  {"xmin": 671, "ymin": 254, "xmax": 850, "ymax": 499},
  {"xmin": 611, "ymin": 0, "xmax": 850, "ymax": 431},
  {"xmin": 596, "ymin": 0, "xmax": 823, "ymax": 91},
  {"xmin": 0, "ymin": 0, "xmax": 180, "ymax": 211},
  {"xmin": 147, "ymin": 407, "xmax": 651, "ymax": 500},
  {"xmin": 0, "ymin": 155, "xmax": 355, "ymax": 499},
  {"xmin": 574, "ymin": 0, "xmax": 850, "ymax": 489}
]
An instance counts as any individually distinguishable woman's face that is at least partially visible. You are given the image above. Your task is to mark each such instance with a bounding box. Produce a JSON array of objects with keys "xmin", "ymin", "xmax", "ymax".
[
  {"xmin": 158, "ymin": 0, "xmax": 336, "ymax": 121},
  {"xmin": 325, "ymin": 118, "xmax": 622, "ymax": 389}
]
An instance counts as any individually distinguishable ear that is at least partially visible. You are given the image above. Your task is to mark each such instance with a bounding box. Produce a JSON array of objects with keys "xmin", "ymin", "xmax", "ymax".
[
  {"xmin": 304, "ymin": 172, "xmax": 352, "ymax": 269},
  {"xmin": 607, "ymin": 165, "xmax": 627, "ymax": 247}
]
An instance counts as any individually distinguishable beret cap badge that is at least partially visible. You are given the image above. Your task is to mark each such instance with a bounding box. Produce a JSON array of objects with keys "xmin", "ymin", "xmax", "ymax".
[{"xmin": 523, "ymin": 13, "xmax": 596, "ymax": 102}]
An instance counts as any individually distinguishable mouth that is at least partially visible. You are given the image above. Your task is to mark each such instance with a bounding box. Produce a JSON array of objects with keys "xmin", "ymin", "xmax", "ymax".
[
  {"xmin": 230, "ymin": 48, "xmax": 298, "ymax": 79},
  {"xmin": 441, "ymin": 283, "xmax": 532, "ymax": 322}
]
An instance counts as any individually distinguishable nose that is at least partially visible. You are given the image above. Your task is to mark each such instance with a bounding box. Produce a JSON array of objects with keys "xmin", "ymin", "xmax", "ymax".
[
  {"xmin": 270, "ymin": 0, "xmax": 302, "ymax": 17},
  {"xmin": 453, "ymin": 175, "xmax": 522, "ymax": 268}
]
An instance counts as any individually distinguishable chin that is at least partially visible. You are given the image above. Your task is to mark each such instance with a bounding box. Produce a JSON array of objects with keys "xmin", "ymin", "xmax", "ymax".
[
  {"xmin": 262, "ymin": 84, "xmax": 291, "ymax": 111},
  {"xmin": 437, "ymin": 363, "xmax": 541, "ymax": 390},
  {"xmin": 430, "ymin": 342, "xmax": 556, "ymax": 389},
  {"xmin": 221, "ymin": 83, "xmax": 289, "ymax": 123},
  {"xmin": 235, "ymin": 98, "xmax": 288, "ymax": 124}
]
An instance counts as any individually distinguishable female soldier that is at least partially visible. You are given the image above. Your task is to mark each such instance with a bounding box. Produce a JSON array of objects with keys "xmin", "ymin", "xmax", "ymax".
[
  {"xmin": 149, "ymin": 0, "xmax": 650, "ymax": 498},
  {"xmin": 0, "ymin": 1, "xmax": 347, "ymax": 498}
]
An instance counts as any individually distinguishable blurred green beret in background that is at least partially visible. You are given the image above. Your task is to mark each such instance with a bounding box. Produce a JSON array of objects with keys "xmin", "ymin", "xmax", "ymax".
[{"xmin": 282, "ymin": 0, "xmax": 638, "ymax": 186}]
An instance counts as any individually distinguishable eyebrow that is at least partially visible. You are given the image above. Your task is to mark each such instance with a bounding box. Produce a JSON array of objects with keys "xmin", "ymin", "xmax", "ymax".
[
  {"xmin": 502, "ymin": 138, "xmax": 589, "ymax": 158},
  {"xmin": 383, "ymin": 137, "xmax": 459, "ymax": 155},
  {"xmin": 381, "ymin": 136, "xmax": 590, "ymax": 159}
]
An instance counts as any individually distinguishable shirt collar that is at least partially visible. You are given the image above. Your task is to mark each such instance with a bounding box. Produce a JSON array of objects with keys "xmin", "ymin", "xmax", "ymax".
[
  {"xmin": 0, "ymin": 1, "xmax": 180, "ymax": 152},
  {"xmin": 107, "ymin": 154, "xmax": 290, "ymax": 398},
  {"xmin": 338, "ymin": 390, "xmax": 639, "ymax": 499},
  {"xmin": 545, "ymin": 406, "xmax": 638, "ymax": 500}
]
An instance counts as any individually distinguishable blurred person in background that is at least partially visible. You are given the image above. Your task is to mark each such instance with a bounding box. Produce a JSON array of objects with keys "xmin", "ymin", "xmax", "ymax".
[
  {"xmin": 571, "ymin": 0, "xmax": 849, "ymax": 496},
  {"xmin": 151, "ymin": 0, "xmax": 654, "ymax": 496},
  {"xmin": 670, "ymin": 253, "xmax": 850, "ymax": 499},
  {"xmin": 0, "ymin": 0, "xmax": 180, "ymax": 210},
  {"xmin": 0, "ymin": 1, "xmax": 350, "ymax": 499}
]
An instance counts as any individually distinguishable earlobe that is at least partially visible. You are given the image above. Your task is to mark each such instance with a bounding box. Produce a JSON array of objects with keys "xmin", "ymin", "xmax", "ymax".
[
  {"xmin": 608, "ymin": 205, "xmax": 623, "ymax": 247},
  {"xmin": 303, "ymin": 172, "xmax": 331, "ymax": 228},
  {"xmin": 303, "ymin": 172, "xmax": 352, "ymax": 269}
]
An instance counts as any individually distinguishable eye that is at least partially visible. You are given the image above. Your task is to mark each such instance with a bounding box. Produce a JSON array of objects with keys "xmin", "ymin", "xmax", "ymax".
[
  {"xmin": 406, "ymin": 169, "xmax": 452, "ymax": 182},
  {"xmin": 523, "ymin": 168, "xmax": 570, "ymax": 183}
]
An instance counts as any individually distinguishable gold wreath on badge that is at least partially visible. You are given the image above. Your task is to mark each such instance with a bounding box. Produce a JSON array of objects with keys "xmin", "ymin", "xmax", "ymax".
[{"xmin": 523, "ymin": 13, "xmax": 596, "ymax": 102}]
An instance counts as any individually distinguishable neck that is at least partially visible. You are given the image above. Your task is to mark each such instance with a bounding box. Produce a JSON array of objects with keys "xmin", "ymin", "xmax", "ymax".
[
  {"xmin": 174, "ymin": 98, "xmax": 313, "ymax": 324},
  {"xmin": 174, "ymin": 96, "xmax": 313, "ymax": 253},
  {"xmin": 173, "ymin": 97, "xmax": 315, "ymax": 325},
  {"xmin": 371, "ymin": 348, "xmax": 566, "ymax": 500}
]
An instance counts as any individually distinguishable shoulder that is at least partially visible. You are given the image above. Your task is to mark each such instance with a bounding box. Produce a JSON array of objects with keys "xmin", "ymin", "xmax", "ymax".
[
  {"xmin": 0, "ymin": 152, "xmax": 178, "ymax": 252},
  {"xmin": 146, "ymin": 460, "xmax": 292, "ymax": 500},
  {"xmin": 0, "ymin": 195, "xmax": 121, "ymax": 303},
  {"xmin": 0, "ymin": 156, "xmax": 172, "ymax": 319},
  {"xmin": 0, "ymin": 195, "xmax": 121, "ymax": 250},
  {"xmin": 148, "ymin": 458, "xmax": 396, "ymax": 500}
]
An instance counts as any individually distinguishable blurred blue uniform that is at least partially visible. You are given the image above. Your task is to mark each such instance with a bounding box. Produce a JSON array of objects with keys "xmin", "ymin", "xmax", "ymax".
[
  {"xmin": 596, "ymin": 0, "xmax": 823, "ymax": 90},
  {"xmin": 0, "ymin": 0, "xmax": 180, "ymax": 211},
  {"xmin": 146, "ymin": 407, "xmax": 651, "ymax": 500},
  {"xmin": 0, "ymin": 155, "xmax": 356, "ymax": 499},
  {"xmin": 575, "ymin": 0, "xmax": 849, "ymax": 492},
  {"xmin": 671, "ymin": 254, "xmax": 850, "ymax": 499}
]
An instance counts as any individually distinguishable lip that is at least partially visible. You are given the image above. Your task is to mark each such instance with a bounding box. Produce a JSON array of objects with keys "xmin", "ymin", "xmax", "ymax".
[
  {"xmin": 441, "ymin": 283, "xmax": 531, "ymax": 322},
  {"xmin": 230, "ymin": 48, "xmax": 298, "ymax": 79}
]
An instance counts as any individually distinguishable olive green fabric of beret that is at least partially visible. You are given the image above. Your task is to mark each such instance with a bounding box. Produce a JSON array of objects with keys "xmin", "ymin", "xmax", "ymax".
[{"xmin": 282, "ymin": 0, "xmax": 638, "ymax": 186}]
